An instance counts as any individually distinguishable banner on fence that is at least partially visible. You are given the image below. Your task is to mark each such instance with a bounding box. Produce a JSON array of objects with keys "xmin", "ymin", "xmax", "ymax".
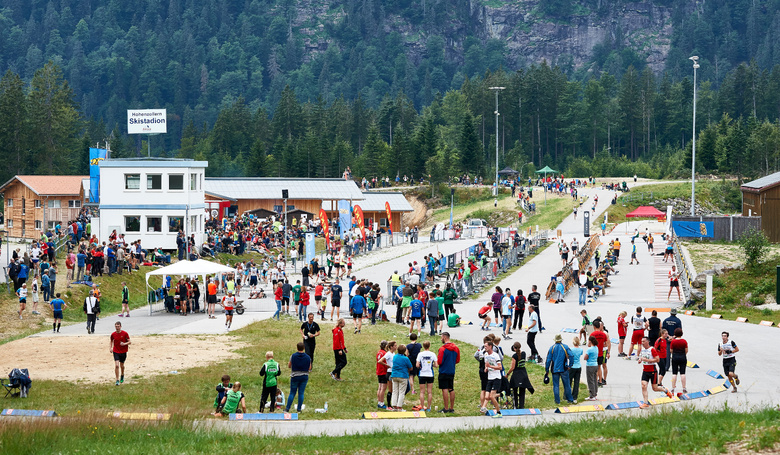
[{"xmin": 672, "ymin": 221, "xmax": 714, "ymax": 238}]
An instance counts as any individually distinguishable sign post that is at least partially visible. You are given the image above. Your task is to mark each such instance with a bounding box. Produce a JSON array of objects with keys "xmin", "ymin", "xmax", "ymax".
[
  {"xmin": 583, "ymin": 210, "xmax": 590, "ymax": 237},
  {"xmin": 127, "ymin": 109, "xmax": 167, "ymax": 156}
]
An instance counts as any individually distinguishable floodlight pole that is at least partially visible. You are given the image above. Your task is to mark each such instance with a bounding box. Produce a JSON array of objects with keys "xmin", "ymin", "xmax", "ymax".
[
  {"xmin": 489, "ymin": 87, "xmax": 505, "ymax": 197},
  {"xmin": 283, "ymin": 190, "xmax": 289, "ymax": 267},
  {"xmin": 690, "ymin": 56, "xmax": 699, "ymax": 216}
]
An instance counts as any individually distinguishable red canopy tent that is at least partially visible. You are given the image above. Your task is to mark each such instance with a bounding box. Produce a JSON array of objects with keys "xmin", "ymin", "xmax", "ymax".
[{"xmin": 625, "ymin": 206, "xmax": 666, "ymax": 221}]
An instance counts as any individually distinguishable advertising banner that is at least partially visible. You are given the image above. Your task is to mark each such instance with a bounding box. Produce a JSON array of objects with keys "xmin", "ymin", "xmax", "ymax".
[
  {"xmin": 337, "ymin": 200, "xmax": 351, "ymax": 239},
  {"xmin": 127, "ymin": 109, "xmax": 167, "ymax": 134},
  {"xmin": 353, "ymin": 205, "xmax": 366, "ymax": 239},
  {"xmin": 89, "ymin": 147, "xmax": 107, "ymax": 203},
  {"xmin": 319, "ymin": 208, "xmax": 330, "ymax": 249},
  {"xmin": 305, "ymin": 232, "xmax": 316, "ymax": 264},
  {"xmin": 384, "ymin": 201, "xmax": 393, "ymax": 234},
  {"xmin": 672, "ymin": 221, "xmax": 714, "ymax": 238}
]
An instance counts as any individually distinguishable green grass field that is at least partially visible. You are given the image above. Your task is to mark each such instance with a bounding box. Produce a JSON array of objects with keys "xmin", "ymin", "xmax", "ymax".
[
  {"xmin": 9, "ymin": 318, "xmax": 575, "ymax": 420},
  {"xmin": 0, "ymin": 407, "xmax": 777, "ymax": 454}
]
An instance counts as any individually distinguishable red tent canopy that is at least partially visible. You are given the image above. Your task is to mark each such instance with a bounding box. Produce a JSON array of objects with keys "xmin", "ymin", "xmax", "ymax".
[{"xmin": 625, "ymin": 206, "xmax": 666, "ymax": 220}]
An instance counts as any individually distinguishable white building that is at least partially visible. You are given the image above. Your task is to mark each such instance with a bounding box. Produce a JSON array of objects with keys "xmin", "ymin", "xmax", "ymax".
[{"xmin": 97, "ymin": 159, "xmax": 208, "ymax": 250}]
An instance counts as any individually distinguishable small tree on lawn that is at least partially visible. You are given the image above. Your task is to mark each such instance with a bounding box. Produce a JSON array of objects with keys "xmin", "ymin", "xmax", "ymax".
[{"xmin": 738, "ymin": 227, "xmax": 770, "ymax": 270}]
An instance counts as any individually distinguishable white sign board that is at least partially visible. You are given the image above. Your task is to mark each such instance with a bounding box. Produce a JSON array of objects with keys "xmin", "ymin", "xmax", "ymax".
[{"xmin": 127, "ymin": 109, "xmax": 167, "ymax": 134}]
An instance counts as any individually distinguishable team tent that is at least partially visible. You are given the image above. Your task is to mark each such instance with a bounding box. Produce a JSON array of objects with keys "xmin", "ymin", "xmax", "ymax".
[
  {"xmin": 145, "ymin": 259, "xmax": 236, "ymax": 314},
  {"xmin": 535, "ymin": 166, "xmax": 558, "ymax": 205},
  {"xmin": 625, "ymin": 206, "xmax": 666, "ymax": 221}
]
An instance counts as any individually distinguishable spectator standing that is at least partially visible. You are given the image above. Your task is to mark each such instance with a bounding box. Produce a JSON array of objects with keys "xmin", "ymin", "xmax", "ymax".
[
  {"xmin": 300, "ymin": 313, "xmax": 320, "ymax": 365},
  {"xmin": 330, "ymin": 319, "xmax": 348, "ymax": 381},
  {"xmin": 437, "ymin": 332, "xmax": 460, "ymax": 413},
  {"xmin": 583, "ymin": 336, "xmax": 599, "ymax": 401},
  {"xmin": 259, "ymin": 351, "xmax": 281, "ymax": 413},
  {"xmin": 390, "ymin": 344, "xmax": 413, "ymax": 411},
  {"xmin": 545, "ymin": 334, "xmax": 575, "ymax": 405},
  {"xmin": 286, "ymin": 342, "xmax": 312, "ymax": 412}
]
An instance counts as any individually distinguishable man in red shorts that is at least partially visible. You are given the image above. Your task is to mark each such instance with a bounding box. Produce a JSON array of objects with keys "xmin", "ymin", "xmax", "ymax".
[{"xmin": 628, "ymin": 306, "xmax": 647, "ymax": 358}]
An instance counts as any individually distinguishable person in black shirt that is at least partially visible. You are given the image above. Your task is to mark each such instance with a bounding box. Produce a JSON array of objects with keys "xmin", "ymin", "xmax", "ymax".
[
  {"xmin": 647, "ymin": 310, "xmax": 661, "ymax": 346},
  {"xmin": 301, "ymin": 265, "xmax": 310, "ymax": 287},
  {"xmin": 527, "ymin": 285, "xmax": 543, "ymax": 332},
  {"xmin": 328, "ymin": 279, "xmax": 343, "ymax": 321},
  {"xmin": 300, "ymin": 313, "xmax": 321, "ymax": 365}
]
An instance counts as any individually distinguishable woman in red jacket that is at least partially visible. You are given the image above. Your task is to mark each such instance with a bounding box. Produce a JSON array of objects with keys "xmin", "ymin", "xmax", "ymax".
[{"xmin": 330, "ymin": 318, "xmax": 347, "ymax": 380}]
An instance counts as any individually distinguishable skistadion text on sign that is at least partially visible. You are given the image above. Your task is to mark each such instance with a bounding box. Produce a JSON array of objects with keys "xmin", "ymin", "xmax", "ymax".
[{"xmin": 127, "ymin": 109, "xmax": 168, "ymax": 134}]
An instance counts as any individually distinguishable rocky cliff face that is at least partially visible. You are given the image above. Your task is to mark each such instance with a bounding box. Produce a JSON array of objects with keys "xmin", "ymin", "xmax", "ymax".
[{"xmin": 292, "ymin": 0, "xmax": 679, "ymax": 73}]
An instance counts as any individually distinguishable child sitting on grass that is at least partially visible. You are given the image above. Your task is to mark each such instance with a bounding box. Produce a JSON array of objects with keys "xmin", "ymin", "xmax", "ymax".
[
  {"xmin": 214, "ymin": 382, "xmax": 246, "ymax": 417},
  {"xmin": 213, "ymin": 374, "xmax": 232, "ymax": 414}
]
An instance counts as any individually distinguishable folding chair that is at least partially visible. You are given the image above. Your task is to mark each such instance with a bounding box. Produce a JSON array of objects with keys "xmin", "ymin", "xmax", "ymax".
[{"xmin": 2, "ymin": 378, "xmax": 20, "ymax": 398}]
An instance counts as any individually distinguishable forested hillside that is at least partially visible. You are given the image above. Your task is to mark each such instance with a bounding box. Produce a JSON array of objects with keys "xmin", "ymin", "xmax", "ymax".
[{"xmin": 2, "ymin": 0, "xmax": 780, "ymax": 183}]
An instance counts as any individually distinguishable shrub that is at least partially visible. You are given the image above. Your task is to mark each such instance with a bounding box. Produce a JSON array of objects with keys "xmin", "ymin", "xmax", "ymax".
[{"xmin": 738, "ymin": 227, "xmax": 770, "ymax": 269}]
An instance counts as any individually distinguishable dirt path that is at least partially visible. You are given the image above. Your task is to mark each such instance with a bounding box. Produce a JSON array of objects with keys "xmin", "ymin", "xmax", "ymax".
[{"xmin": 0, "ymin": 334, "xmax": 247, "ymax": 383}]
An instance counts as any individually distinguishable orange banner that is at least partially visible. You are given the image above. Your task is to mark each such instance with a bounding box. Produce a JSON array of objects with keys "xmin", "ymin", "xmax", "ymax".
[
  {"xmin": 353, "ymin": 205, "xmax": 366, "ymax": 239},
  {"xmin": 319, "ymin": 208, "xmax": 330, "ymax": 249},
  {"xmin": 385, "ymin": 201, "xmax": 393, "ymax": 234}
]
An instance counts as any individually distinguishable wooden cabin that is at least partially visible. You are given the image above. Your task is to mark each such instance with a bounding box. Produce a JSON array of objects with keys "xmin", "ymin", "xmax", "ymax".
[{"xmin": 0, "ymin": 175, "xmax": 88, "ymax": 239}]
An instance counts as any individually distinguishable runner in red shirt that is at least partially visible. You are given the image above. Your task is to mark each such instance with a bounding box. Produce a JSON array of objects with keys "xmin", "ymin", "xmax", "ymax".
[
  {"xmin": 616, "ymin": 311, "xmax": 628, "ymax": 357},
  {"xmin": 591, "ymin": 320, "xmax": 610, "ymax": 386},
  {"xmin": 109, "ymin": 321, "xmax": 131, "ymax": 386},
  {"xmin": 220, "ymin": 291, "xmax": 236, "ymax": 330},
  {"xmin": 638, "ymin": 336, "xmax": 672, "ymax": 408},
  {"xmin": 653, "ymin": 329, "xmax": 669, "ymax": 387}
]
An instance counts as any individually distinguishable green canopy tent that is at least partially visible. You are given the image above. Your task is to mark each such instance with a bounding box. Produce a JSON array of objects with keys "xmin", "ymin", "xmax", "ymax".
[{"xmin": 535, "ymin": 166, "xmax": 558, "ymax": 205}]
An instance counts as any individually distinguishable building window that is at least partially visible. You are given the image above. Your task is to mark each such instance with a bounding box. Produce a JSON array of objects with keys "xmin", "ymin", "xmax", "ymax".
[
  {"xmin": 47, "ymin": 221, "xmax": 57, "ymax": 230},
  {"xmin": 169, "ymin": 174, "xmax": 184, "ymax": 190},
  {"xmin": 147, "ymin": 216, "xmax": 162, "ymax": 232},
  {"xmin": 7, "ymin": 219, "xmax": 12, "ymax": 228},
  {"xmin": 47, "ymin": 200, "xmax": 61, "ymax": 208},
  {"xmin": 273, "ymin": 204, "xmax": 296, "ymax": 213},
  {"xmin": 147, "ymin": 174, "xmax": 162, "ymax": 190},
  {"xmin": 379, "ymin": 218, "xmax": 389, "ymax": 227},
  {"xmin": 125, "ymin": 216, "xmax": 141, "ymax": 232},
  {"xmin": 168, "ymin": 216, "xmax": 183, "ymax": 233},
  {"xmin": 125, "ymin": 174, "xmax": 141, "ymax": 190},
  {"xmin": 190, "ymin": 215, "xmax": 198, "ymax": 231},
  {"xmin": 68, "ymin": 200, "xmax": 81, "ymax": 208},
  {"xmin": 190, "ymin": 173, "xmax": 198, "ymax": 191},
  {"xmin": 6, "ymin": 199, "xmax": 12, "ymax": 207},
  {"xmin": 34, "ymin": 199, "xmax": 41, "ymax": 208},
  {"xmin": 35, "ymin": 220, "xmax": 42, "ymax": 230}
]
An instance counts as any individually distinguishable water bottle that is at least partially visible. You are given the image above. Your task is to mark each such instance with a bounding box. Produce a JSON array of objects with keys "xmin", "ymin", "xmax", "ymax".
[{"xmin": 324, "ymin": 402, "xmax": 328, "ymax": 412}]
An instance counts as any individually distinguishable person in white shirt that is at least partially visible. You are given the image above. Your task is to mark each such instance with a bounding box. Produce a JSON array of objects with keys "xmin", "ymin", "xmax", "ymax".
[
  {"xmin": 84, "ymin": 290, "xmax": 100, "ymax": 334},
  {"xmin": 483, "ymin": 341, "xmax": 503, "ymax": 418},
  {"xmin": 415, "ymin": 341, "xmax": 438, "ymax": 412}
]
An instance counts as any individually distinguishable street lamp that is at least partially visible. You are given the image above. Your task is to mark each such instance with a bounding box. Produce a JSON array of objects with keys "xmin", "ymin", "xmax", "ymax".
[
  {"xmin": 519, "ymin": 161, "xmax": 533, "ymax": 182},
  {"xmin": 690, "ymin": 56, "xmax": 699, "ymax": 216},
  {"xmin": 489, "ymin": 87, "xmax": 505, "ymax": 197}
]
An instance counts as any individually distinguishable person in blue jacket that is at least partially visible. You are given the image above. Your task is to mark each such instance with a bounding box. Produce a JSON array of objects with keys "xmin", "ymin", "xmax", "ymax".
[
  {"xmin": 350, "ymin": 291, "xmax": 366, "ymax": 334},
  {"xmin": 545, "ymin": 334, "xmax": 576, "ymax": 405}
]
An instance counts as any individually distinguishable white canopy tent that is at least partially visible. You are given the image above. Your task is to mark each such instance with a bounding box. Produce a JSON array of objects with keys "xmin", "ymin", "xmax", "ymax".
[{"xmin": 145, "ymin": 259, "xmax": 235, "ymax": 314}]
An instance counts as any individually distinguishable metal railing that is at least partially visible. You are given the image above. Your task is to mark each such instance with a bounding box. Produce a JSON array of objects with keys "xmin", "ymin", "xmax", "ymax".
[
  {"xmin": 384, "ymin": 230, "xmax": 551, "ymax": 303},
  {"xmin": 672, "ymin": 239, "xmax": 693, "ymax": 302}
]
